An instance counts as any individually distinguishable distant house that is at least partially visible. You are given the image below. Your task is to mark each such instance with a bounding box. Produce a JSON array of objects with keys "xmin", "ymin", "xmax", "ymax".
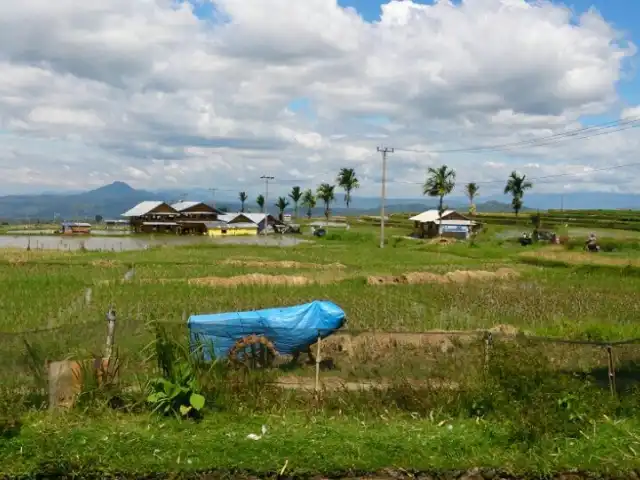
[
  {"xmin": 171, "ymin": 202, "xmax": 222, "ymax": 220},
  {"xmin": 103, "ymin": 219, "xmax": 129, "ymax": 230},
  {"xmin": 220, "ymin": 213, "xmax": 281, "ymax": 233},
  {"xmin": 172, "ymin": 201, "xmax": 223, "ymax": 234},
  {"xmin": 60, "ymin": 222, "xmax": 91, "ymax": 235},
  {"xmin": 121, "ymin": 201, "xmax": 179, "ymax": 233},
  {"xmin": 409, "ymin": 209, "xmax": 480, "ymax": 240},
  {"xmin": 205, "ymin": 215, "xmax": 259, "ymax": 237}
]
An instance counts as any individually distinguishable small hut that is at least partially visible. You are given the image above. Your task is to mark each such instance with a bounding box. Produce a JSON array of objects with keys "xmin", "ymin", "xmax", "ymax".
[
  {"xmin": 60, "ymin": 222, "xmax": 92, "ymax": 235},
  {"xmin": 409, "ymin": 209, "xmax": 480, "ymax": 240}
]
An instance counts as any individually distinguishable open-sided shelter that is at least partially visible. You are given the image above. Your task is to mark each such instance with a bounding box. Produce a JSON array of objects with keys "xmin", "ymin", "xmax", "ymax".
[{"xmin": 409, "ymin": 209, "xmax": 480, "ymax": 239}]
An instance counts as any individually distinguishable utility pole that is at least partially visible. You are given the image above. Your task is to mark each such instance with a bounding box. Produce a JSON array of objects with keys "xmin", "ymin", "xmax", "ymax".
[
  {"xmin": 260, "ymin": 175, "xmax": 274, "ymax": 235},
  {"xmin": 209, "ymin": 188, "xmax": 218, "ymax": 210},
  {"xmin": 377, "ymin": 146, "xmax": 394, "ymax": 249}
]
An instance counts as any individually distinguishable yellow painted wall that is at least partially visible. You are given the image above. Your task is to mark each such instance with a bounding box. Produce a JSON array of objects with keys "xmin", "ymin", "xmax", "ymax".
[
  {"xmin": 207, "ymin": 227, "xmax": 258, "ymax": 237},
  {"xmin": 233, "ymin": 227, "xmax": 258, "ymax": 236}
]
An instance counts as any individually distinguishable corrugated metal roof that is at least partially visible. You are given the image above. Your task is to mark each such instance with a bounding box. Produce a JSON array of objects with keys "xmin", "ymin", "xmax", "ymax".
[
  {"xmin": 409, "ymin": 209, "xmax": 455, "ymax": 223},
  {"xmin": 171, "ymin": 201, "xmax": 210, "ymax": 212},
  {"xmin": 61, "ymin": 222, "xmax": 91, "ymax": 227},
  {"xmin": 122, "ymin": 201, "xmax": 176, "ymax": 217},
  {"xmin": 218, "ymin": 213, "xmax": 241, "ymax": 223},
  {"xmin": 229, "ymin": 222, "xmax": 259, "ymax": 229},
  {"xmin": 240, "ymin": 213, "xmax": 266, "ymax": 224},
  {"xmin": 142, "ymin": 221, "xmax": 179, "ymax": 226},
  {"xmin": 434, "ymin": 219, "xmax": 477, "ymax": 226},
  {"xmin": 203, "ymin": 221, "xmax": 229, "ymax": 229},
  {"xmin": 220, "ymin": 212, "xmax": 265, "ymax": 224}
]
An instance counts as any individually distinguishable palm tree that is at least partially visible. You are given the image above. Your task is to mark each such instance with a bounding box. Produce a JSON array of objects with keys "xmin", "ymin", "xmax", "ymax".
[
  {"xmin": 316, "ymin": 183, "xmax": 336, "ymax": 222},
  {"xmin": 289, "ymin": 186, "xmax": 302, "ymax": 218},
  {"xmin": 301, "ymin": 189, "xmax": 316, "ymax": 219},
  {"xmin": 423, "ymin": 165, "xmax": 456, "ymax": 220},
  {"xmin": 256, "ymin": 194, "xmax": 265, "ymax": 212},
  {"xmin": 238, "ymin": 191, "xmax": 248, "ymax": 212},
  {"xmin": 504, "ymin": 171, "xmax": 533, "ymax": 217},
  {"xmin": 465, "ymin": 183, "xmax": 479, "ymax": 216},
  {"xmin": 336, "ymin": 168, "xmax": 360, "ymax": 210},
  {"xmin": 275, "ymin": 196, "xmax": 289, "ymax": 222}
]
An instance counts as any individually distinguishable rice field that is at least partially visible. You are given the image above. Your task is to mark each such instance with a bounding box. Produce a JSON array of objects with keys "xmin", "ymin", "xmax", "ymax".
[
  {"xmin": 2, "ymin": 232, "xmax": 640, "ymax": 338},
  {"xmin": 4, "ymin": 227, "xmax": 640, "ymax": 477}
]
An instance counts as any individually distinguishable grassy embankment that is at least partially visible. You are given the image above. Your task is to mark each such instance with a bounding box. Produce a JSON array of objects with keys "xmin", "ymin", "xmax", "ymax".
[
  {"xmin": 474, "ymin": 209, "xmax": 640, "ymax": 234},
  {"xmin": 2, "ymin": 226, "xmax": 640, "ymax": 477}
]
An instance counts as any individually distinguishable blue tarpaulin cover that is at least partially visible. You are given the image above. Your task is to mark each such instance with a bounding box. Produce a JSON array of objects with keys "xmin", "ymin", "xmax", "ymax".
[{"xmin": 187, "ymin": 300, "xmax": 346, "ymax": 359}]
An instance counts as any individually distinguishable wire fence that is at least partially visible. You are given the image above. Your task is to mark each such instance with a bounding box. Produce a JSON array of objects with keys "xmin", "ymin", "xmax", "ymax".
[{"xmin": 2, "ymin": 313, "xmax": 640, "ymax": 403}]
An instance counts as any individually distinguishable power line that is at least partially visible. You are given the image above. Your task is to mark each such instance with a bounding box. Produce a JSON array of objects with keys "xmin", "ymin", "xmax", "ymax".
[
  {"xmin": 383, "ymin": 160, "xmax": 640, "ymax": 187},
  {"xmin": 396, "ymin": 116, "xmax": 640, "ymax": 155},
  {"xmin": 210, "ymin": 190, "xmax": 218, "ymax": 210}
]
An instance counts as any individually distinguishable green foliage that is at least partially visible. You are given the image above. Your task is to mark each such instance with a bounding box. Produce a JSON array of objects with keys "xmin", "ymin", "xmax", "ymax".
[
  {"xmin": 145, "ymin": 324, "xmax": 207, "ymax": 419},
  {"xmin": 146, "ymin": 368, "xmax": 205, "ymax": 418},
  {"xmin": 316, "ymin": 183, "xmax": 336, "ymax": 220},
  {"xmin": 424, "ymin": 165, "xmax": 456, "ymax": 215},
  {"xmin": 322, "ymin": 230, "xmax": 375, "ymax": 243},
  {"xmin": 530, "ymin": 212, "xmax": 542, "ymax": 229},
  {"xmin": 336, "ymin": 168, "xmax": 360, "ymax": 209},
  {"xmin": 465, "ymin": 183, "xmax": 479, "ymax": 215},
  {"xmin": 288, "ymin": 186, "xmax": 302, "ymax": 217},
  {"xmin": 238, "ymin": 191, "xmax": 248, "ymax": 212},
  {"xmin": 255, "ymin": 194, "xmax": 265, "ymax": 211},
  {"xmin": 301, "ymin": 188, "xmax": 316, "ymax": 219},
  {"xmin": 504, "ymin": 171, "xmax": 533, "ymax": 217}
]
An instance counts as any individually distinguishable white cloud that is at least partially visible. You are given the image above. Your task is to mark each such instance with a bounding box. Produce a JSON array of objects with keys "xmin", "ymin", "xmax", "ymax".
[{"xmin": 0, "ymin": 0, "xmax": 637, "ymax": 199}]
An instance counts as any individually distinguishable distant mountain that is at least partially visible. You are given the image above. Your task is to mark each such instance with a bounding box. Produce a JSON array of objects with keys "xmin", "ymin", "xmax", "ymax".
[
  {"xmin": 0, "ymin": 182, "xmax": 161, "ymax": 221},
  {"xmin": 0, "ymin": 181, "xmax": 639, "ymax": 222}
]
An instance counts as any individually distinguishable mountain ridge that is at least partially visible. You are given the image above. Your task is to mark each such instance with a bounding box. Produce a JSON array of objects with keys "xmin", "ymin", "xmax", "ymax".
[{"xmin": 0, "ymin": 181, "xmax": 637, "ymax": 221}]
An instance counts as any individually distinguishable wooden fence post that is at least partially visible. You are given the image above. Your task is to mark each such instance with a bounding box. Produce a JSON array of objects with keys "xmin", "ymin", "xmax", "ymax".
[
  {"xmin": 105, "ymin": 306, "xmax": 117, "ymax": 360},
  {"xmin": 315, "ymin": 330, "xmax": 322, "ymax": 393},
  {"xmin": 606, "ymin": 345, "xmax": 617, "ymax": 397},
  {"xmin": 484, "ymin": 331, "xmax": 493, "ymax": 376}
]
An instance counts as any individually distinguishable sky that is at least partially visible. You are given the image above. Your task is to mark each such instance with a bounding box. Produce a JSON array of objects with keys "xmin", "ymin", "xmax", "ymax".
[{"xmin": 0, "ymin": 0, "xmax": 639, "ymax": 200}]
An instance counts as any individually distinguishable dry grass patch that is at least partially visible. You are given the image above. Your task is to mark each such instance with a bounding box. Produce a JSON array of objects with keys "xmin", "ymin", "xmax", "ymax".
[
  {"xmin": 520, "ymin": 249, "xmax": 640, "ymax": 267},
  {"xmin": 221, "ymin": 258, "xmax": 346, "ymax": 270},
  {"xmin": 90, "ymin": 259, "xmax": 119, "ymax": 268},
  {"xmin": 317, "ymin": 324, "xmax": 521, "ymax": 359},
  {"xmin": 0, "ymin": 248, "xmax": 73, "ymax": 264},
  {"xmin": 367, "ymin": 268, "xmax": 519, "ymax": 285},
  {"xmin": 188, "ymin": 273, "xmax": 313, "ymax": 287},
  {"xmin": 275, "ymin": 375, "xmax": 459, "ymax": 391}
]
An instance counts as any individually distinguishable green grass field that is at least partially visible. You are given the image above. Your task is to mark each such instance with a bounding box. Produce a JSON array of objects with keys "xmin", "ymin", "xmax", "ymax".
[{"xmin": 2, "ymin": 225, "xmax": 640, "ymax": 477}]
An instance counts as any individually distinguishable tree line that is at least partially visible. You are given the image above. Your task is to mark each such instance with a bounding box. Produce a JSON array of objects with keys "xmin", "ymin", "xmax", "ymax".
[
  {"xmin": 237, "ymin": 168, "xmax": 360, "ymax": 221},
  {"xmin": 237, "ymin": 166, "xmax": 533, "ymax": 220},
  {"xmin": 427, "ymin": 165, "xmax": 533, "ymax": 217}
]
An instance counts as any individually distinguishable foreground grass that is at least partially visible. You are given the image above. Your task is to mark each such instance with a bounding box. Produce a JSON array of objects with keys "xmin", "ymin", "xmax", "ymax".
[{"xmin": 2, "ymin": 412, "xmax": 640, "ymax": 477}]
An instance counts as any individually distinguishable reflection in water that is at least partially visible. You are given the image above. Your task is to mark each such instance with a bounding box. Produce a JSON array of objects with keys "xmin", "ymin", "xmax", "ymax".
[{"xmin": 0, "ymin": 235, "xmax": 306, "ymax": 251}]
